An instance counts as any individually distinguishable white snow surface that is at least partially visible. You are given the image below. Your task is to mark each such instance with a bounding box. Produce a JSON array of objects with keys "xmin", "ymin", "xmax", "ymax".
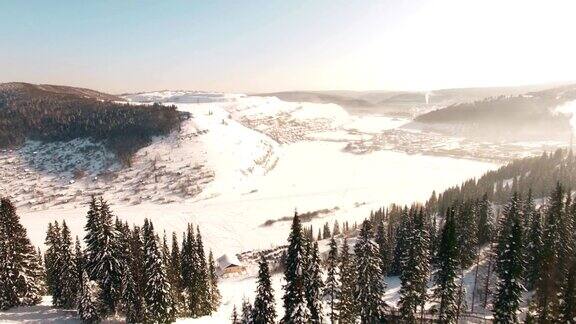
[{"xmin": 5, "ymin": 92, "xmax": 500, "ymax": 323}]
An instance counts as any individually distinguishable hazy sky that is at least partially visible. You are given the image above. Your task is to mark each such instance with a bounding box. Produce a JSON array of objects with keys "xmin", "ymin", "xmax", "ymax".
[{"xmin": 1, "ymin": 0, "xmax": 576, "ymax": 93}]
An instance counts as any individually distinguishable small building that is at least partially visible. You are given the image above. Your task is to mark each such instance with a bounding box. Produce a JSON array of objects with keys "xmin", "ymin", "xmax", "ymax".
[{"xmin": 217, "ymin": 254, "xmax": 246, "ymax": 276}]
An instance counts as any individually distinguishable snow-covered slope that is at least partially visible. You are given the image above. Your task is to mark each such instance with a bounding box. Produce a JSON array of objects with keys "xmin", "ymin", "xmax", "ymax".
[
  {"xmin": 7, "ymin": 92, "xmax": 496, "ymax": 255},
  {"xmin": 2, "ymin": 90, "xmax": 502, "ymax": 323}
]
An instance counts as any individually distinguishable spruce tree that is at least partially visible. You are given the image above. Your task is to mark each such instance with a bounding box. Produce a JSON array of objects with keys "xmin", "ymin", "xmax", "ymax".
[
  {"xmin": 142, "ymin": 219, "xmax": 174, "ymax": 323},
  {"xmin": 524, "ymin": 193, "xmax": 543, "ymax": 291},
  {"xmin": 241, "ymin": 298, "xmax": 253, "ymax": 324},
  {"xmin": 433, "ymin": 208, "xmax": 460, "ymax": 323},
  {"xmin": 181, "ymin": 224, "xmax": 199, "ymax": 316},
  {"xmin": 305, "ymin": 241, "xmax": 323, "ymax": 323},
  {"xmin": 114, "ymin": 218, "xmax": 131, "ymax": 278},
  {"xmin": 83, "ymin": 198, "xmax": 122, "ymax": 314},
  {"xmin": 0, "ymin": 198, "xmax": 42, "ymax": 310},
  {"xmin": 83, "ymin": 196, "xmax": 100, "ymax": 275},
  {"xmin": 354, "ymin": 220, "xmax": 388, "ymax": 323},
  {"xmin": 493, "ymin": 192, "xmax": 525, "ymax": 323},
  {"xmin": 398, "ymin": 209, "xmax": 430, "ymax": 322},
  {"xmin": 208, "ymin": 250, "xmax": 221, "ymax": 312},
  {"xmin": 333, "ymin": 220, "xmax": 340, "ymax": 236},
  {"xmin": 78, "ymin": 271, "xmax": 103, "ymax": 323},
  {"xmin": 375, "ymin": 220, "xmax": 390, "ymax": 276},
  {"xmin": 560, "ymin": 261, "xmax": 576, "ymax": 323},
  {"xmin": 323, "ymin": 222, "xmax": 331, "ymax": 239},
  {"xmin": 121, "ymin": 267, "xmax": 139, "ymax": 323},
  {"xmin": 169, "ymin": 232, "xmax": 184, "ymax": 315},
  {"xmin": 390, "ymin": 209, "xmax": 409, "ymax": 276},
  {"xmin": 36, "ymin": 248, "xmax": 47, "ymax": 296},
  {"xmin": 128, "ymin": 226, "xmax": 145, "ymax": 322},
  {"xmin": 282, "ymin": 212, "xmax": 311, "ymax": 323},
  {"xmin": 59, "ymin": 221, "xmax": 79, "ymax": 309},
  {"xmin": 476, "ymin": 193, "xmax": 493, "ymax": 246},
  {"xmin": 195, "ymin": 226, "xmax": 211, "ymax": 316},
  {"xmin": 231, "ymin": 304, "xmax": 240, "ymax": 324},
  {"xmin": 44, "ymin": 221, "xmax": 62, "ymax": 306},
  {"xmin": 338, "ymin": 237, "xmax": 357, "ymax": 323},
  {"xmin": 323, "ymin": 237, "xmax": 340, "ymax": 323},
  {"xmin": 252, "ymin": 254, "xmax": 276, "ymax": 324},
  {"xmin": 455, "ymin": 200, "xmax": 478, "ymax": 268},
  {"xmin": 74, "ymin": 236, "xmax": 85, "ymax": 293},
  {"xmin": 535, "ymin": 183, "xmax": 564, "ymax": 322}
]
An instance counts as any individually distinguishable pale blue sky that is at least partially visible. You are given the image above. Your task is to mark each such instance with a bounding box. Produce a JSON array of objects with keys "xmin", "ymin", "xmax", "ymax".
[{"xmin": 1, "ymin": 0, "xmax": 575, "ymax": 93}]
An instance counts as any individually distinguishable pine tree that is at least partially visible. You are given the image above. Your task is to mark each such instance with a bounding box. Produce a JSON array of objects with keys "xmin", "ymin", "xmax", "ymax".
[
  {"xmin": 252, "ymin": 255, "xmax": 276, "ymax": 324},
  {"xmin": 323, "ymin": 237, "xmax": 340, "ymax": 323},
  {"xmin": 121, "ymin": 267, "xmax": 140, "ymax": 323},
  {"xmin": 195, "ymin": 226, "xmax": 211, "ymax": 316},
  {"xmin": 390, "ymin": 209, "xmax": 409, "ymax": 276},
  {"xmin": 35, "ymin": 248, "xmax": 47, "ymax": 296},
  {"xmin": 476, "ymin": 193, "xmax": 493, "ymax": 246},
  {"xmin": 241, "ymin": 298, "xmax": 253, "ymax": 324},
  {"xmin": 323, "ymin": 222, "xmax": 331, "ymax": 239},
  {"xmin": 128, "ymin": 226, "xmax": 145, "ymax": 322},
  {"xmin": 181, "ymin": 224, "xmax": 198, "ymax": 316},
  {"xmin": 169, "ymin": 232, "xmax": 184, "ymax": 315},
  {"xmin": 83, "ymin": 196, "xmax": 100, "ymax": 275},
  {"xmin": 433, "ymin": 208, "xmax": 460, "ymax": 323},
  {"xmin": 375, "ymin": 220, "xmax": 390, "ymax": 276},
  {"xmin": 282, "ymin": 212, "xmax": 311, "ymax": 323},
  {"xmin": 231, "ymin": 304, "xmax": 240, "ymax": 324},
  {"xmin": 0, "ymin": 198, "xmax": 42, "ymax": 310},
  {"xmin": 83, "ymin": 198, "xmax": 122, "ymax": 314},
  {"xmin": 114, "ymin": 218, "xmax": 131, "ymax": 278},
  {"xmin": 455, "ymin": 200, "xmax": 478, "ymax": 268},
  {"xmin": 59, "ymin": 221, "xmax": 79, "ymax": 309},
  {"xmin": 44, "ymin": 221, "xmax": 62, "ymax": 306},
  {"xmin": 208, "ymin": 250, "xmax": 221, "ymax": 312},
  {"xmin": 78, "ymin": 271, "xmax": 103, "ymax": 323},
  {"xmin": 333, "ymin": 220, "xmax": 341, "ymax": 236},
  {"xmin": 558, "ymin": 186, "xmax": 575, "ymax": 314},
  {"xmin": 493, "ymin": 192, "xmax": 525, "ymax": 323},
  {"xmin": 305, "ymin": 241, "xmax": 323, "ymax": 323},
  {"xmin": 338, "ymin": 237, "xmax": 357, "ymax": 323},
  {"xmin": 524, "ymin": 192, "xmax": 543, "ymax": 291},
  {"xmin": 560, "ymin": 261, "xmax": 576, "ymax": 323},
  {"xmin": 142, "ymin": 219, "xmax": 174, "ymax": 323},
  {"xmin": 535, "ymin": 183, "xmax": 564, "ymax": 322},
  {"xmin": 354, "ymin": 220, "xmax": 388, "ymax": 323},
  {"xmin": 398, "ymin": 209, "xmax": 430, "ymax": 322},
  {"xmin": 74, "ymin": 236, "xmax": 85, "ymax": 294}
]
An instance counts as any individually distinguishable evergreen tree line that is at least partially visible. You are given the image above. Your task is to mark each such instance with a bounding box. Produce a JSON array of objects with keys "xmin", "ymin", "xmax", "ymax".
[
  {"xmin": 0, "ymin": 195, "xmax": 220, "ymax": 323},
  {"xmin": 429, "ymin": 149, "xmax": 576, "ymax": 214},
  {"xmin": 44, "ymin": 196, "xmax": 221, "ymax": 323},
  {"xmin": 234, "ymin": 181, "xmax": 576, "ymax": 323}
]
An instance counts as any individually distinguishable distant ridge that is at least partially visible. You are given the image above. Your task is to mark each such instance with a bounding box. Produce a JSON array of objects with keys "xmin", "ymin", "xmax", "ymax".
[
  {"xmin": 255, "ymin": 83, "xmax": 569, "ymax": 116},
  {"xmin": 0, "ymin": 82, "xmax": 124, "ymax": 102},
  {"xmin": 408, "ymin": 84, "xmax": 576, "ymax": 141}
]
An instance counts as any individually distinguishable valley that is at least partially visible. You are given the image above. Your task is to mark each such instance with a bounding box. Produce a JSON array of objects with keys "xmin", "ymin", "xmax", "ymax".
[{"xmin": 2, "ymin": 88, "xmax": 573, "ymax": 323}]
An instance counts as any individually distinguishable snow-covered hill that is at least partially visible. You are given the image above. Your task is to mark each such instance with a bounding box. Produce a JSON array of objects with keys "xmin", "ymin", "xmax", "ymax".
[
  {"xmin": 2, "ymin": 91, "xmax": 500, "ymax": 322},
  {"xmin": 3, "ymin": 91, "xmax": 495, "ymax": 255}
]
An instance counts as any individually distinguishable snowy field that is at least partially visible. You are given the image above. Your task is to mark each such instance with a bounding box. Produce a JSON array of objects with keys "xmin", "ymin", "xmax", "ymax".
[
  {"xmin": 1, "ymin": 92, "xmax": 499, "ymax": 322},
  {"xmin": 14, "ymin": 93, "xmax": 496, "ymax": 256}
]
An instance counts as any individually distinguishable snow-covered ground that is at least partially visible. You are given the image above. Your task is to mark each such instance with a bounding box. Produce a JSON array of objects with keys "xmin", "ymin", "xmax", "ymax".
[
  {"xmin": 13, "ymin": 94, "xmax": 496, "ymax": 256},
  {"xmin": 1, "ymin": 92, "xmax": 500, "ymax": 322}
]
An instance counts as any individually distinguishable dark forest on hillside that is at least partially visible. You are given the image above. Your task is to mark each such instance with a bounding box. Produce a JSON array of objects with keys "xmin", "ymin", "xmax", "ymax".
[
  {"xmin": 0, "ymin": 83, "xmax": 183, "ymax": 165},
  {"xmin": 414, "ymin": 86, "xmax": 576, "ymax": 141}
]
